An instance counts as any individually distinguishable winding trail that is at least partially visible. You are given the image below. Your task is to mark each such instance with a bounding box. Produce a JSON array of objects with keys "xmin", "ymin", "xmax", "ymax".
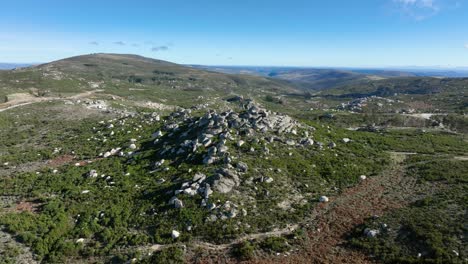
[{"xmin": 143, "ymin": 225, "xmax": 299, "ymax": 254}]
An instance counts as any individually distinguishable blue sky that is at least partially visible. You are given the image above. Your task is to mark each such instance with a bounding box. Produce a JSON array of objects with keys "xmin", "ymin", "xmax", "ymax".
[{"xmin": 1, "ymin": 0, "xmax": 468, "ymax": 66}]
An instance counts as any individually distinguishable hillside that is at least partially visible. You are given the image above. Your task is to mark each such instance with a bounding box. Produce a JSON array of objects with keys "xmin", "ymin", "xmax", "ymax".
[
  {"xmin": 316, "ymin": 77, "xmax": 468, "ymax": 112},
  {"xmin": 191, "ymin": 66, "xmax": 375, "ymax": 90},
  {"xmin": 0, "ymin": 54, "xmax": 300, "ymax": 105},
  {"xmin": 0, "ymin": 54, "xmax": 467, "ymax": 264},
  {"xmin": 267, "ymin": 68, "xmax": 373, "ymax": 89}
]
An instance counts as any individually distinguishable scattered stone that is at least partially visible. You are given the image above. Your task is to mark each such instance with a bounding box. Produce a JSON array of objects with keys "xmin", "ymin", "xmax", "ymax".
[
  {"xmin": 154, "ymin": 159, "xmax": 165, "ymax": 168},
  {"xmin": 364, "ymin": 228, "xmax": 379, "ymax": 238},
  {"xmin": 319, "ymin": 196, "xmax": 329, "ymax": 202},
  {"xmin": 171, "ymin": 230, "xmax": 180, "ymax": 239},
  {"xmin": 193, "ymin": 173, "xmax": 206, "ymax": 182},
  {"xmin": 236, "ymin": 162, "xmax": 248, "ymax": 172},
  {"xmin": 204, "ymin": 184, "xmax": 213, "ymax": 198},
  {"xmin": 168, "ymin": 197, "xmax": 184, "ymax": 208},
  {"xmin": 87, "ymin": 170, "xmax": 98, "ymax": 178},
  {"xmin": 152, "ymin": 130, "xmax": 163, "ymax": 138},
  {"xmin": 211, "ymin": 169, "xmax": 240, "ymax": 194},
  {"xmin": 263, "ymin": 177, "xmax": 274, "ymax": 183}
]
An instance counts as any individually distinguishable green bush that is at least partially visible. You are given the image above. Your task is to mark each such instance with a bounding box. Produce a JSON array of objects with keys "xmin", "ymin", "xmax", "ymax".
[
  {"xmin": 260, "ymin": 236, "xmax": 290, "ymax": 253},
  {"xmin": 233, "ymin": 241, "xmax": 255, "ymax": 260}
]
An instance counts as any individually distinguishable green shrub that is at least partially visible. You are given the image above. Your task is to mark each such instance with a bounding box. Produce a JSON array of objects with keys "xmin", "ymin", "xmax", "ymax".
[
  {"xmin": 233, "ymin": 241, "xmax": 255, "ymax": 260},
  {"xmin": 260, "ymin": 236, "xmax": 290, "ymax": 253}
]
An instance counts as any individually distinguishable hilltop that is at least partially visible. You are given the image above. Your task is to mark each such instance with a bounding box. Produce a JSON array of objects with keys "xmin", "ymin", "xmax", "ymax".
[{"xmin": 0, "ymin": 53, "xmax": 300, "ymax": 106}]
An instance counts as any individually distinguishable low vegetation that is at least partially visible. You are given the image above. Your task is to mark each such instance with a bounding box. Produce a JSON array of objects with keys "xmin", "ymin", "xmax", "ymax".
[{"xmin": 0, "ymin": 54, "xmax": 466, "ymax": 263}]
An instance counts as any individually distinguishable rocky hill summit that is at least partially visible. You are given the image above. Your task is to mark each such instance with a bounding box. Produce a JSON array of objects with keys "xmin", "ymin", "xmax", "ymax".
[
  {"xmin": 146, "ymin": 97, "xmax": 319, "ymax": 220},
  {"xmin": 75, "ymin": 94, "xmax": 387, "ymax": 250}
]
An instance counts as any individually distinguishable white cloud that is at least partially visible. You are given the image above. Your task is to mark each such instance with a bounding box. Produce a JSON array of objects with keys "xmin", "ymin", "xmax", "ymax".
[
  {"xmin": 393, "ymin": 0, "xmax": 441, "ymax": 20},
  {"xmin": 465, "ymin": 43, "xmax": 468, "ymax": 49},
  {"xmin": 151, "ymin": 45, "xmax": 169, "ymax": 52},
  {"xmin": 394, "ymin": 0, "xmax": 437, "ymax": 9}
]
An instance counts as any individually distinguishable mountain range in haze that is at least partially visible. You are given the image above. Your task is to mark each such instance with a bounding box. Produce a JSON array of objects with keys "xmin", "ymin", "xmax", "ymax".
[{"xmin": 0, "ymin": 63, "xmax": 37, "ymax": 70}]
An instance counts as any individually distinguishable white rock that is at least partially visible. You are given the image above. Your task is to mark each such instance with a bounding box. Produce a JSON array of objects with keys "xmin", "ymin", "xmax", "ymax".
[
  {"xmin": 81, "ymin": 190, "xmax": 90, "ymax": 194},
  {"xmin": 88, "ymin": 170, "xmax": 98, "ymax": 178},
  {"xmin": 169, "ymin": 196, "xmax": 184, "ymax": 208},
  {"xmin": 319, "ymin": 196, "xmax": 329, "ymax": 202},
  {"xmin": 171, "ymin": 230, "xmax": 180, "ymax": 239},
  {"xmin": 155, "ymin": 159, "xmax": 165, "ymax": 168},
  {"xmin": 152, "ymin": 130, "xmax": 163, "ymax": 138},
  {"xmin": 264, "ymin": 177, "xmax": 274, "ymax": 183},
  {"xmin": 193, "ymin": 173, "xmax": 206, "ymax": 182},
  {"xmin": 364, "ymin": 228, "xmax": 379, "ymax": 238},
  {"xmin": 359, "ymin": 175, "xmax": 367, "ymax": 181},
  {"xmin": 183, "ymin": 188, "xmax": 197, "ymax": 196},
  {"xmin": 76, "ymin": 238, "xmax": 85, "ymax": 243},
  {"xmin": 204, "ymin": 185, "xmax": 213, "ymax": 198},
  {"xmin": 129, "ymin": 144, "xmax": 137, "ymax": 150},
  {"xmin": 237, "ymin": 140, "xmax": 245, "ymax": 147},
  {"xmin": 342, "ymin": 138, "xmax": 351, "ymax": 143}
]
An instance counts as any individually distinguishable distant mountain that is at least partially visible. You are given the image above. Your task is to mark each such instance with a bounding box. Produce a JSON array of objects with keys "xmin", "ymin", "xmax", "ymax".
[
  {"xmin": 322, "ymin": 77, "xmax": 468, "ymax": 96},
  {"xmin": 265, "ymin": 68, "xmax": 373, "ymax": 89},
  {"xmin": 191, "ymin": 65, "xmax": 468, "ymax": 90},
  {"xmin": 190, "ymin": 66, "xmax": 377, "ymax": 90},
  {"xmin": 0, "ymin": 63, "xmax": 33, "ymax": 70},
  {"xmin": 348, "ymin": 68, "xmax": 468, "ymax": 78}
]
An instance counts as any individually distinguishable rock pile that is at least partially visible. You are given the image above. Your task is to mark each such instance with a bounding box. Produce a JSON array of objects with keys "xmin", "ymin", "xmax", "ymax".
[
  {"xmin": 148, "ymin": 99, "xmax": 326, "ymax": 219},
  {"xmin": 153, "ymin": 99, "xmax": 313, "ymax": 169}
]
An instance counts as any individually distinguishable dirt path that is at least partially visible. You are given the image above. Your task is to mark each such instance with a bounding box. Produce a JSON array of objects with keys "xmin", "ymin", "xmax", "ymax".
[
  {"xmin": 195, "ymin": 225, "xmax": 299, "ymax": 251},
  {"xmin": 142, "ymin": 224, "xmax": 299, "ymax": 254},
  {"xmin": 0, "ymin": 90, "xmax": 103, "ymax": 112}
]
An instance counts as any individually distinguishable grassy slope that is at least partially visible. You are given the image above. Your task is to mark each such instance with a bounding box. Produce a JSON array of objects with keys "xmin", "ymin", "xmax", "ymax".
[
  {"xmin": 0, "ymin": 54, "xmax": 467, "ymax": 263},
  {"xmin": 0, "ymin": 54, "xmax": 300, "ymax": 105}
]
